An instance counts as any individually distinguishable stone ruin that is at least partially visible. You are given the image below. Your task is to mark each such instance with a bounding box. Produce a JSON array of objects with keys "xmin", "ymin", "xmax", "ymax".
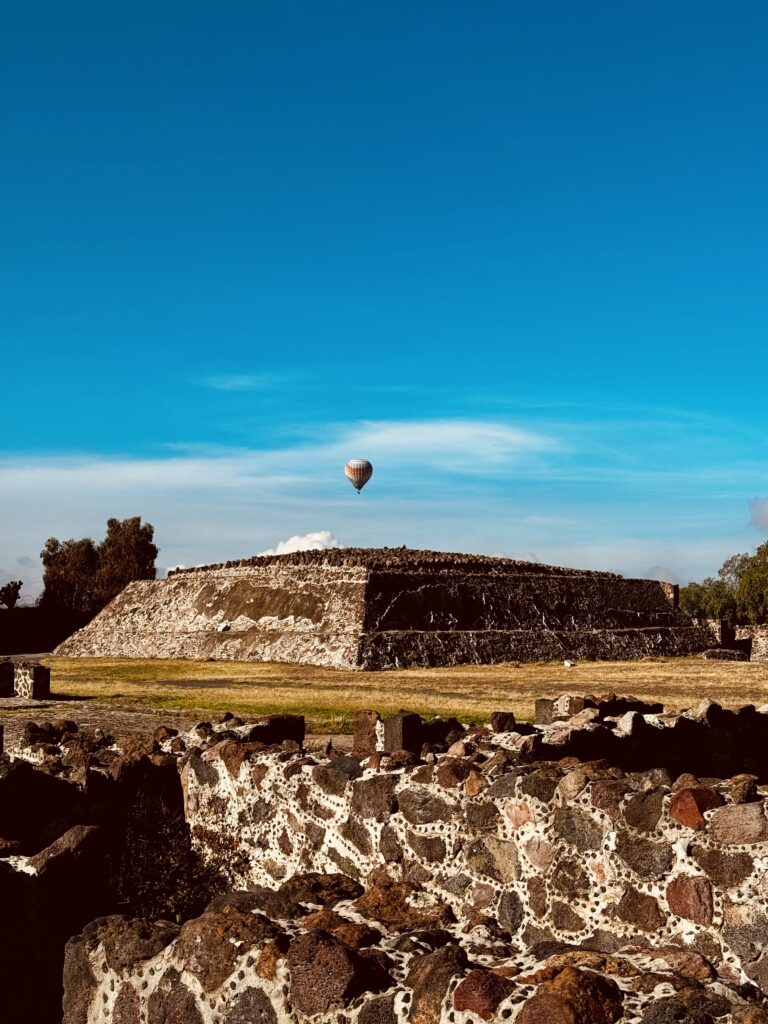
[
  {"xmin": 55, "ymin": 547, "xmax": 715, "ymax": 668},
  {"xmin": 5, "ymin": 694, "xmax": 768, "ymax": 1022},
  {"xmin": 0, "ymin": 658, "xmax": 51, "ymax": 703}
]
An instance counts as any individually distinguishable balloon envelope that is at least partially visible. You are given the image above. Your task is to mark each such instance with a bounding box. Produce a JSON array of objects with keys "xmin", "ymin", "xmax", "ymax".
[{"xmin": 345, "ymin": 458, "xmax": 373, "ymax": 492}]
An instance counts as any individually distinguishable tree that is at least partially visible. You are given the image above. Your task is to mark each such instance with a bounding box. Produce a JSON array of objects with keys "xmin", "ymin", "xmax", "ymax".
[
  {"xmin": 41, "ymin": 537, "xmax": 100, "ymax": 615},
  {"xmin": 679, "ymin": 581, "xmax": 709, "ymax": 621},
  {"xmin": 718, "ymin": 552, "xmax": 751, "ymax": 589},
  {"xmin": 41, "ymin": 517, "xmax": 158, "ymax": 618},
  {"xmin": 681, "ymin": 542, "xmax": 768, "ymax": 626},
  {"xmin": 0, "ymin": 580, "xmax": 23, "ymax": 610},
  {"xmin": 680, "ymin": 576, "xmax": 737, "ymax": 624},
  {"xmin": 736, "ymin": 542, "xmax": 768, "ymax": 625},
  {"xmin": 94, "ymin": 517, "xmax": 158, "ymax": 608}
]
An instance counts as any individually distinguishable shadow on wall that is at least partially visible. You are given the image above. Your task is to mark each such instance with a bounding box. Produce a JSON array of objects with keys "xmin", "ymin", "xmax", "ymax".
[{"xmin": 0, "ymin": 737, "xmax": 224, "ymax": 1024}]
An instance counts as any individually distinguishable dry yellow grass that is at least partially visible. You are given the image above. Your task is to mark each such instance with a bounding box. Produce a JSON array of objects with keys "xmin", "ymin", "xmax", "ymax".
[{"xmin": 28, "ymin": 655, "xmax": 768, "ymax": 734}]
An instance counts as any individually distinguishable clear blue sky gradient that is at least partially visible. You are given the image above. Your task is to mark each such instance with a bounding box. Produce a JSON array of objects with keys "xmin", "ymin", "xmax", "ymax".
[{"xmin": 2, "ymin": 2, "xmax": 767, "ymax": 592}]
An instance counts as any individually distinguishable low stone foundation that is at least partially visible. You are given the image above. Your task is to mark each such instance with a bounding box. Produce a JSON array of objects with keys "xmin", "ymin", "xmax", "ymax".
[
  {"xmin": 0, "ymin": 659, "xmax": 51, "ymax": 699},
  {"xmin": 54, "ymin": 697, "xmax": 768, "ymax": 1024},
  {"xmin": 7, "ymin": 694, "xmax": 768, "ymax": 1023}
]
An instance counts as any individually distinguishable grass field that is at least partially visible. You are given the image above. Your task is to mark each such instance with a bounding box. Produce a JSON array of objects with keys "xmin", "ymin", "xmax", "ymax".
[{"xmin": 24, "ymin": 655, "xmax": 768, "ymax": 734}]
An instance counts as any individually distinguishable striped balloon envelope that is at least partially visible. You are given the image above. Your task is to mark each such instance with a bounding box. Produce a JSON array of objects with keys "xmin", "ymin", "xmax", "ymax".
[{"xmin": 344, "ymin": 458, "xmax": 373, "ymax": 492}]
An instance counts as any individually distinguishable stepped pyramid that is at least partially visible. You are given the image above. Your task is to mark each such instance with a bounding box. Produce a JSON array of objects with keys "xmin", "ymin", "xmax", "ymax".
[{"xmin": 56, "ymin": 547, "xmax": 712, "ymax": 669}]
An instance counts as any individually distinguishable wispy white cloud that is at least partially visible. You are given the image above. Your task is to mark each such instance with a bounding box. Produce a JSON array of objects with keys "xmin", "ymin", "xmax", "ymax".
[
  {"xmin": 1, "ymin": 416, "xmax": 766, "ymax": 596},
  {"xmin": 333, "ymin": 419, "xmax": 556, "ymax": 471},
  {"xmin": 258, "ymin": 530, "xmax": 342, "ymax": 556},
  {"xmin": 196, "ymin": 373, "xmax": 290, "ymax": 391}
]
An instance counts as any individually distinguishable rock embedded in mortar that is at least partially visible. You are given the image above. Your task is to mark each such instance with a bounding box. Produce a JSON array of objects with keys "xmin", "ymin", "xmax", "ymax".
[
  {"xmin": 710, "ymin": 801, "xmax": 768, "ymax": 844},
  {"xmin": 453, "ymin": 968, "xmax": 516, "ymax": 1020},
  {"xmin": 286, "ymin": 930, "xmax": 392, "ymax": 1015},
  {"xmin": 405, "ymin": 943, "xmax": 468, "ymax": 1024},
  {"xmin": 665, "ymin": 874, "xmax": 714, "ymax": 926},
  {"xmin": 668, "ymin": 785, "xmax": 725, "ymax": 830},
  {"xmin": 517, "ymin": 965, "xmax": 624, "ymax": 1024}
]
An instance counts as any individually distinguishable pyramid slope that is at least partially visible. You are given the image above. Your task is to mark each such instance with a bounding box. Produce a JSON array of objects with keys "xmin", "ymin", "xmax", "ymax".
[{"xmin": 56, "ymin": 548, "xmax": 714, "ymax": 669}]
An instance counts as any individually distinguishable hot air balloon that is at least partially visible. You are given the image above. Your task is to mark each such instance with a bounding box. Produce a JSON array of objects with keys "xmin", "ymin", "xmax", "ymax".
[{"xmin": 345, "ymin": 458, "xmax": 373, "ymax": 493}]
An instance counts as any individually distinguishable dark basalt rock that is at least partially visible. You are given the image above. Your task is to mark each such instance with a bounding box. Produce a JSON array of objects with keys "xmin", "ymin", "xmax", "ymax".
[
  {"xmin": 398, "ymin": 787, "xmax": 454, "ymax": 824},
  {"xmin": 453, "ymin": 969, "xmax": 516, "ymax": 1020},
  {"xmin": 358, "ymin": 992, "xmax": 399, "ymax": 1024},
  {"xmin": 624, "ymin": 787, "xmax": 666, "ymax": 831},
  {"xmin": 176, "ymin": 907, "xmax": 282, "ymax": 991},
  {"xmin": 553, "ymin": 805, "xmax": 604, "ymax": 852},
  {"xmin": 227, "ymin": 987, "xmax": 278, "ymax": 1024},
  {"xmin": 351, "ymin": 774, "xmax": 399, "ymax": 821},
  {"xmin": 405, "ymin": 943, "xmax": 469, "ymax": 1024},
  {"xmin": 286, "ymin": 930, "xmax": 392, "ymax": 1014},
  {"xmin": 147, "ymin": 968, "xmax": 204, "ymax": 1024},
  {"xmin": 517, "ymin": 965, "xmax": 624, "ymax": 1024},
  {"xmin": 691, "ymin": 844, "xmax": 754, "ymax": 889},
  {"xmin": 312, "ymin": 758, "xmax": 363, "ymax": 796},
  {"xmin": 616, "ymin": 888, "xmax": 667, "ymax": 932},
  {"xmin": 92, "ymin": 915, "xmax": 181, "ymax": 973},
  {"xmin": 615, "ymin": 831, "xmax": 674, "ymax": 879}
]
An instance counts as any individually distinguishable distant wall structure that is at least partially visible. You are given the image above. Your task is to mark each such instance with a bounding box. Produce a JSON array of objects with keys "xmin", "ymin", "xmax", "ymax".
[
  {"xmin": 55, "ymin": 547, "xmax": 714, "ymax": 669},
  {"xmin": 736, "ymin": 624, "xmax": 768, "ymax": 662}
]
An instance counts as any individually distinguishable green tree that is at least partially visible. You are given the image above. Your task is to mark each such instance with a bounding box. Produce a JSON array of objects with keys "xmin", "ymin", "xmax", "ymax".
[
  {"xmin": 679, "ymin": 581, "xmax": 709, "ymax": 620},
  {"xmin": 41, "ymin": 517, "xmax": 157, "ymax": 617},
  {"xmin": 736, "ymin": 542, "xmax": 768, "ymax": 625},
  {"xmin": 0, "ymin": 580, "xmax": 23, "ymax": 610},
  {"xmin": 681, "ymin": 542, "xmax": 768, "ymax": 626},
  {"xmin": 680, "ymin": 576, "xmax": 738, "ymax": 624},
  {"xmin": 40, "ymin": 538, "xmax": 100, "ymax": 615},
  {"xmin": 94, "ymin": 516, "xmax": 158, "ymax": 608},
  {"xmin": 718, "ymin": 552, "xmax": 750, "ymax": 589}
]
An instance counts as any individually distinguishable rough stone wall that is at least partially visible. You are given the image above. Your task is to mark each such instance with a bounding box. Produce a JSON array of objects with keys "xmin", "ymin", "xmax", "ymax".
[
  {"xmin": 359, "ymin": 624, "xmax": 713, "ymax": 670},
  {"xmin": 361, "ymin": 570, "xmax": 684, "ymax": 632},
  {"xmin": 56, "ymin": 548, "xmax": 713, "ymax": 669},
  {"xmin": 64, "ymin": 893, "xmax": 764, "ymax": 1024},
  {"xmin": 0, "ymin": 729, "xmax": 197, "ymax": 1024},
  {"xmin": 737, "ymin": 625, "xmax": 768, "ymax": 662},
  {"xmin": 57, "ymin": 564, "xmax": 369, "ymax": 667},
  {"xmin": 60, "ymin": 699, "xmax": 768, "ymax": 1024},
  {"xmin": 180, "ymin": 723, "xmax": 768, "ymax": 994}
]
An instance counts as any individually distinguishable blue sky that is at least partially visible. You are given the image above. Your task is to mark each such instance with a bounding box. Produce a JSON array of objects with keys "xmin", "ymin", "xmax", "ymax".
[{"xmin": 2, "ymin": 1, "xmax": 767, "ymax": 596}]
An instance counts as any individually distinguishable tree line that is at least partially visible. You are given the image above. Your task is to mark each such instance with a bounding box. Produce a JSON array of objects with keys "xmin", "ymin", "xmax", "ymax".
[
  {"xmin": 0, "ymin": 516, "xmax": 157, "ymax": 619},
  {"xmin": 680, "ymin": 542, "xmax": 768, "ymax": 625}
]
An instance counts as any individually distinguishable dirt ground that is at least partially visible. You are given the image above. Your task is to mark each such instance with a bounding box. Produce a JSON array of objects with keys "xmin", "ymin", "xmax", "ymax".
[{"xmin": 1, "ymin": 654, "xmax": 767, "ymax": 741}]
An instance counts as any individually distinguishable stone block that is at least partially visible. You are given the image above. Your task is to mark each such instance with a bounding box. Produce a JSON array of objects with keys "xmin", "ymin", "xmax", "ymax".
[
  {"xmin": 535, "ymin": 698, "xmax": 555, "ymax": 725},
  {"xmin": 247, "ymin": 715, "xmax": 305, "ymax": 745},
  {"xmin": 13, "ymin": 662, "xmax": 51, "ymax": 699},
  {"xmin": 382, "ymin": 711, "xmax": 423, "ymax": 754},
  {"xmin": 353, "ymin": 710, "xmax": 380, "ymax": 756},
  {"xmin": 490, "ymin": 710, "xmax": 517, "ymax": 732},
  {"xmin": 710, "ymin": 801, "xmax": 768, "ymax": 845},
  {"xmin": 666, "ymin": 874, "xmax": 713, "ymax": 926}
]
